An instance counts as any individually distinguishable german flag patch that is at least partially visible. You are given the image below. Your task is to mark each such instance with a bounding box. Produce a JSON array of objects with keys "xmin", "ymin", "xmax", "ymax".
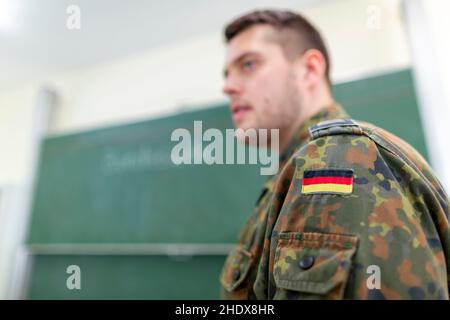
[{"xmin": 301, "ymin": 169, "xmax": 354, "ymax": 195}]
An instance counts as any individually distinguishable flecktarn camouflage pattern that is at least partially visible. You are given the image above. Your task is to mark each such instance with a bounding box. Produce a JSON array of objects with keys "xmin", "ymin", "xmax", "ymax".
[{"xmin": 220, "ymin": 104, "xmax": 450, "ymax": 299}]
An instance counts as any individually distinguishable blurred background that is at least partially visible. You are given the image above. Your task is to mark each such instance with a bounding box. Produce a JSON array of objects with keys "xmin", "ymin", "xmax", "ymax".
[{"xmin": 1, "ymin": 0, "xmax": 450, "ymax": 299}]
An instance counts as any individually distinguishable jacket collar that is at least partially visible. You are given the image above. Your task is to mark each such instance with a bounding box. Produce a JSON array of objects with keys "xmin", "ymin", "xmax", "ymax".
[{"xmin": 278, "ymin": 103, "xmax": 349, "ymax": 169}]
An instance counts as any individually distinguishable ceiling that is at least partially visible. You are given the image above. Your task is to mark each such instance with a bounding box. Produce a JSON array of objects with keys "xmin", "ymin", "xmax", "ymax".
[{"xmin": 0, "ymin": 0, "xmax": 324, "ymax": 91}]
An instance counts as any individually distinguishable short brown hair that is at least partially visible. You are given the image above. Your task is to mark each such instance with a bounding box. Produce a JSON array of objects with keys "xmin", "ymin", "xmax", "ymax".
[{"xmin": 224, "ymin": 9, "xmax": 331, "ymax": 84}]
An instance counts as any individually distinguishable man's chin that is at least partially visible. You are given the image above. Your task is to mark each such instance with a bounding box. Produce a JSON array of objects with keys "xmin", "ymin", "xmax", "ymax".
[{"xmin": 233, "ymin": 119, "xmax": 256, "ymax": 131}]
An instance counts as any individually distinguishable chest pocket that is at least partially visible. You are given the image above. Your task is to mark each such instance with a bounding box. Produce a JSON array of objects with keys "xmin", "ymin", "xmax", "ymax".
[
  {"xmin": 273, "ymin": 231, "xmax": 358, "ymax": 299},
  {"xmin": 220, "ymin": 245, "xmax": 254, "ymax": 299}
]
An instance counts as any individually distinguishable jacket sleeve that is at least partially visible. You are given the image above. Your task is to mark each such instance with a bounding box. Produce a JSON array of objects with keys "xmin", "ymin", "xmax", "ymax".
[{"xmin": 262, "ymin": 133, "xmax": 450, "ymax": 299}]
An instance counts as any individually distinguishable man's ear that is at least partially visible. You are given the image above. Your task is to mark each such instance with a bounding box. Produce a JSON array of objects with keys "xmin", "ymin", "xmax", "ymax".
[{"xmin": 298, "ymin": 49, "xmax": 327, "ymax": 89}]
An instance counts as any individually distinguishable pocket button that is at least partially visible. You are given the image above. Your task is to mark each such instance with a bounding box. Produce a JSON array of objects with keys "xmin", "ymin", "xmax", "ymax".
[{"xmin": 298, "ymin": 255, "xmax": 315, "ymax": 270}]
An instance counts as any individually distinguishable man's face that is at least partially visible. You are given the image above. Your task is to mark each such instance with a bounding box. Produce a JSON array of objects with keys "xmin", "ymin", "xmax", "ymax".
[{"xmin": 223, "ymin": 24, "xmax": 302, "ymax": 132}]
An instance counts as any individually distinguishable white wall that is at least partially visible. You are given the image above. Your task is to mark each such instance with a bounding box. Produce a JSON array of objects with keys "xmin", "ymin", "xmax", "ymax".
[
  {"xmin": 308, "ymin": 0, "xmax": 410, "ymax": 82},
  {"xmin": 403, "ymin": 0, "xmax": 450, "ymax": 191},
  {"xmin": 0, "ymin": 86, "xmax": 36, "ymax": 184},
  {"xmin": 46, "ymin": 33, "xmax": 227, "ymax": 135},
  {"xmin": 0, "ymin": 88, "xmax": 56, "ymax": 299}
]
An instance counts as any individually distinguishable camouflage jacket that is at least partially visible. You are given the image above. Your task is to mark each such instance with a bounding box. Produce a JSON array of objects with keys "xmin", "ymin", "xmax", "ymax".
[{"xmin": 220, "ymin": 104, "xmax": 450, "ymax": 299}]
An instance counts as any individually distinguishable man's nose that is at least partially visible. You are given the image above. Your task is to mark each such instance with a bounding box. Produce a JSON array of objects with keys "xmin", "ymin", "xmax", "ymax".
[{"xmin": 222, "ymin": 77, "xmax": 241, "ymax": 97}]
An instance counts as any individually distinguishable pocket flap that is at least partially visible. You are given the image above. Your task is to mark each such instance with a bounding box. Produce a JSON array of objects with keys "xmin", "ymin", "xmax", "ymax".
[
  {"xmin": 220, "ymin": 245, "xmax": 253, "ymax": 292},
  {"xmin": 273, "ymin": 232, "xmax": 358, "ymax": 298}
]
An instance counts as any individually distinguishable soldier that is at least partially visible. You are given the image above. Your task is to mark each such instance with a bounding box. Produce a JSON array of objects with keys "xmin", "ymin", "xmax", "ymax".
[{"xmin": 220, "ymin": 9, "xmax": 450, "ymax": 299}]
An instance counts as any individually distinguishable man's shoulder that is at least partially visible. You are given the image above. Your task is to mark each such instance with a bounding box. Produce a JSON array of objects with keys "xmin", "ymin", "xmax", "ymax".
[
  {"xmin": 291, "ymin": 117, "xmax": 427, "ymax": 167},
  {"xmin": 283, "ymin": 117, "xmax": 439, "ymax": 192},
  {"xmin": 290, "ymin": 117, "xmax": 376, "ymax": 165}
]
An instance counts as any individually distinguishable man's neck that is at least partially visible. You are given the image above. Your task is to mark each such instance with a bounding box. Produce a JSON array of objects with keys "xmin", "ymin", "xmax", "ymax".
[{"xmin": 278, "ymin": 88, "xmax": 335, "ymax": 154}]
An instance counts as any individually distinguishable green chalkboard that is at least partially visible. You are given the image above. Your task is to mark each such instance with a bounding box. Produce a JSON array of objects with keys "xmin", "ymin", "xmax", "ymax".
[
  {"xmin": 26, "ymin": 68, "xmax": 428, "ymax": 299},
  {"xmin": 27, "ymin": 255, "xmax": 225, "ymax": 299},
  {"xmin": 27, "ymin": 106, "xmax": 266, "ymax": 245}
]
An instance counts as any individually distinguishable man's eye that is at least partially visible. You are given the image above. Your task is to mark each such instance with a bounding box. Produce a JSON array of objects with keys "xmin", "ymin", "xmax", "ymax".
[{"xmin": 242, "ymin": 60, "xmax": 256, "ymax": 71}]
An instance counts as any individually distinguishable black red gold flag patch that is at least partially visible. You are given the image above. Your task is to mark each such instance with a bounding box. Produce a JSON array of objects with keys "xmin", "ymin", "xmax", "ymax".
[{"xmin": 301, "ymin": 169, "xmax": 354, "ymax": 195}]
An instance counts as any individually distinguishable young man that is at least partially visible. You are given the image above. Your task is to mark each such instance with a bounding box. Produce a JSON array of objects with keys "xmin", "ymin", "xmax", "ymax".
[{"xmin": 220, "ymin": 9, "xmax": 450, "ymax": 299}]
